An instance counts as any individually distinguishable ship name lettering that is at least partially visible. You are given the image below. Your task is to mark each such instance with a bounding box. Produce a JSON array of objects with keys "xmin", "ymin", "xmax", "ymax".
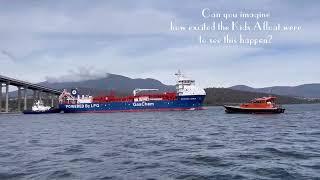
[
  {"xmin": 66, "ymin": 104, "xmax": 84, "ymax": 108},
  {"xmin": 181, "ymin": 97, "xmax": 196, "ymax": 100},
  {"xmin": 133, "ymin": 102, "xmax": 155, "ymax": 107}
]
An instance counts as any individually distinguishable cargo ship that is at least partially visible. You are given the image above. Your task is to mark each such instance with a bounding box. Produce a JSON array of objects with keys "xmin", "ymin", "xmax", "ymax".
[{"xmin": 58, "ymin": 71, "xmax": 206, "ymax": 113}]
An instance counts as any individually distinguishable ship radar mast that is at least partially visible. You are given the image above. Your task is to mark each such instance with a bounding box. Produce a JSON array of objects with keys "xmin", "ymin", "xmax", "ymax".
[{"xmin": 175, "ymin": 70, "xmax": 183, "ymax": 78}]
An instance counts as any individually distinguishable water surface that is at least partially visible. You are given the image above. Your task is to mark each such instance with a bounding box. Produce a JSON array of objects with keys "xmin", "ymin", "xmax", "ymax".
[{"xmin": 0, "ymin": 104, "xmax": 320, "ymax": 179}]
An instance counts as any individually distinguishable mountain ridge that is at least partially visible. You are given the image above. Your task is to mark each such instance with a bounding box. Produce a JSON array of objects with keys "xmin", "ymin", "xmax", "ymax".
[
  {"xmin": 230, "ymin": 84, "xmax": 320, "ymax": 98},
  {"xmin": 6, "ymin": 74, "xmax": 320, "ymax": 105},
  {"xmin": 39, "ymin": 73, "xmax": 175, "ymax": 95},
  {"xmin": 38, "ymin": 74, "xmax": 319, "ymax": 105}
]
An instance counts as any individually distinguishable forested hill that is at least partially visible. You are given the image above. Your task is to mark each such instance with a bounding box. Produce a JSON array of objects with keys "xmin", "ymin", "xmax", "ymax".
[
  {"xmin": 230, "ymin": 84, "xmax": 320, "ymax": 98},
  {"xmin": 8, "ymin": 73, "xmax": 319, "ymax": 106},
  {"xmin": 204, "ymin": 88, "xmax": 318, "ymax": 106}
]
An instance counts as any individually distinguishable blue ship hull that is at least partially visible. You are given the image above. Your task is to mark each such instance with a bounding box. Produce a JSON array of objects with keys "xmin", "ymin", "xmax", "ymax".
[{"xmin": 59, "ymin": 95, "xmax": 205, "ymax": 113}]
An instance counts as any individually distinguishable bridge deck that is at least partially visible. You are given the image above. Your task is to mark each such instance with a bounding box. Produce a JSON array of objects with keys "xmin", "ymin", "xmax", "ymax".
[{"xmin": 0, "ymin": 75, "xmax": 61, "ymax": 95}]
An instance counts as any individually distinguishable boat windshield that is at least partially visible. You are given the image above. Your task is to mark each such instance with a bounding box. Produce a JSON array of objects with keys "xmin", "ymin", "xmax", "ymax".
[
  {"xmin": 252, "ymin": 100, "xmax": 266, "ymax": 103},
  {"xmin": 252, "ymin": 97, "xmax": 276, "ymax": 104}
]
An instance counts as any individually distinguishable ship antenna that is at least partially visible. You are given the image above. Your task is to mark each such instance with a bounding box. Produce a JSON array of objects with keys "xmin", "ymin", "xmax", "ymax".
[{"xmin": 175, "ymin": 69, "xmax": 183, "ymax": 78}]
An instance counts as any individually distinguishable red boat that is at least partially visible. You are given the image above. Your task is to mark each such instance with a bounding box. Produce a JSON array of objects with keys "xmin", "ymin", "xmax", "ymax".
[{"xmin": 224, "ymin": 97, "xmax": 285, "ymax": 114}]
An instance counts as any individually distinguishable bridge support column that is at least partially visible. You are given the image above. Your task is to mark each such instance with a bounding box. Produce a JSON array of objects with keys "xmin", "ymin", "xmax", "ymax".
[
  {"xmin": 24, "ymin": 87, "xmax": 27, "ymax": 110},
  {"xmin": 39, "ymin": 91, "xmax": 42, "ymax": 100},
  {"xmin": 17, "ymin": 87, "xmax": 21, "ymax": 112},
  {"xmin": 5, "ymin": 82, "xmax": 9, "ymax": 113},
  {"xmin": 51, "ymin": 95, "xmax": 54, "ymax": 107},
  {"xmin": 33, "ymin": 90, "xmax": 37, "ymax": 103},
  {"xmin": 0, "ymin": 83, "xmax": 2, "ymax": 112}
]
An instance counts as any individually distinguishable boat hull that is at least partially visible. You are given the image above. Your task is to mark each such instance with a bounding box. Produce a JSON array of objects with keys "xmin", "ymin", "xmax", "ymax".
[
  {"xmin": 59, "ymin": 95, "xmax": 205, "ymax": 113},
  {"xmin": 224, "ymin": 105, "xmax": 285, "ymax": 114},
  {"xmin": 23, "ymin": 108, "xmax": 61, "ymax": 114}
]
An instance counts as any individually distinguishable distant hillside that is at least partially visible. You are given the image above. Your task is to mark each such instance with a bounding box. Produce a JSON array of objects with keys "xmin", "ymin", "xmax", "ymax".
[
  {"xmin": 230, "ymin": 84, "xmax": 320, "ymax": 98},
  {"xmin": 40, "ymin": 73, "xmax": 175, "ymax": 95},
  {"xmin": 41, "ymin": 73, "xmax": 317, "ymax": 105},
  {"xmin": 204, "ymin": 88, "xmax": 317, "ymax": 106},
  {"xmin": 7, "ymin": 74, "xmax": 319, "ymax": 106}
]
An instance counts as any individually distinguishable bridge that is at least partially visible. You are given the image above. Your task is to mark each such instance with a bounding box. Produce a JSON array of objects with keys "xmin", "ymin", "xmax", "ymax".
[{"xmin": 0, "ymin": 75, "xmax": 62, "ymax": 113}]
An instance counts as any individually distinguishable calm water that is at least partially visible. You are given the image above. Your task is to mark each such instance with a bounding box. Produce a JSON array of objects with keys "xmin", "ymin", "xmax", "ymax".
[{"xmin": 0, "ymin": 104, "xmax": 320, "ymax": 180}]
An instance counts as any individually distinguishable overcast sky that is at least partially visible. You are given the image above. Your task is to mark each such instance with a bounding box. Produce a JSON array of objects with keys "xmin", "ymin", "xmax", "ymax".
[{"xmin": 0, "ymin": 0, "xmax": 319, "ymax": 88}]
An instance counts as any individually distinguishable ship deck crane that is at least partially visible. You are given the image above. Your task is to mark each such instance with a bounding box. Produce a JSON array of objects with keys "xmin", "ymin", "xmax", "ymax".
[{"xmin": 133, "ymin": 89, "xmax": 159, "ymax": 96}]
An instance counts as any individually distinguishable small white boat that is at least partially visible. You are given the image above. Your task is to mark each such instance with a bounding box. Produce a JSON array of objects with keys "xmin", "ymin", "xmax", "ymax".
[{"xmin": 23, "ymin": 100, "xmax": 60, "ymax": 114}]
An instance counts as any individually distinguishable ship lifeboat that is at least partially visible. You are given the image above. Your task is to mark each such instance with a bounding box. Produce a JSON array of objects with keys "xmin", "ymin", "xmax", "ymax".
[{"xmin": 224, "ymin": 96, "xmax": 285, "ymax": 114}]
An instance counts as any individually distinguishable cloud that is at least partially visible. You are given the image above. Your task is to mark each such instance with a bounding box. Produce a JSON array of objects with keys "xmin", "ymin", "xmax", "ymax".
[
  {"xmin": 45, "ymin": 66, "xmax": 109, "ymax": 83},
  {"xmin": 1, "ymin": 50, "xmax": 17, "ymax": 61},
  {"xmin": 0, "ymin": 0, "xmax": 319, "ymax": 87}
]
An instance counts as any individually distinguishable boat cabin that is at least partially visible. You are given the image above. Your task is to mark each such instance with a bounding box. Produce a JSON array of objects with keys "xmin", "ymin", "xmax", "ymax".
[{"xmin": 240, "ymin": 97, "xmax": 278, "ymax": 109}]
